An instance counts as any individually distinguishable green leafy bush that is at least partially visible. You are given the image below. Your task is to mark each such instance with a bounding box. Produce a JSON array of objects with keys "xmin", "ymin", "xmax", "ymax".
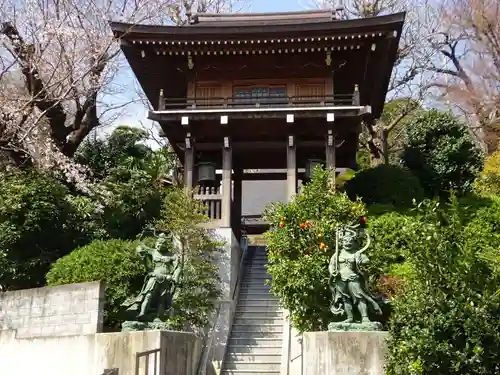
[
  {"xmin": 346, "ymin": 165, "xmax": 424, "ymax": 207},
  {"xmin": 385, "ymin": 198, "xmax": 500, "ymax": 375},
  {"xmin": 76, "ymin": 126, "xmax": 152, "ymax": 180},
  {"xmin": 74, "ymin": 126, "xmax": 176, "ymax": 240},
  {"xmin": 155, "ymin": 186, "xmax": 223, "ymax": 330},
  {"xmin": 263, "ymin": 167, "xmax": 366, "ymax": 332},
  {"xmin": 366, "ymin": 212, "xmax": 414, "ymax": 299},
  {"xmin": 47, "ymin": 188, "xmax": 223, "ymax": 331},
  {"xmin": 402, "ymin": 110, "xmax": 483, "ymax": 196},
  {"xmin": 46, "ymin": 239, "xmax": 145, "ymax": 328},
  {"xmin": 0, "ymin": 170, "xmax": 86, "ymax": 290},
  {"xmin": 98, "ymin": 167, "xmax": 164, "ymax": 239}
]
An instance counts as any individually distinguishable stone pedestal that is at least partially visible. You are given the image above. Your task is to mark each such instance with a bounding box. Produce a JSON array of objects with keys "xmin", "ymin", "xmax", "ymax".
[{"xmin": 303, "ymin": 331, "xmax": 388, "ymax": 375}]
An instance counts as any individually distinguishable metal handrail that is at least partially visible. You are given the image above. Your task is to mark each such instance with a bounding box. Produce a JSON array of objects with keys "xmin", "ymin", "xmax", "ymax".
[
  {"xmin": 135, "ymin": 348, "xmax": 161, "ymax": 375},
  {"xmin": 233, "ymin": 226, "xmax": 249, "ymax": 300},
  {"xmin": 162, "ymin": 94, "xmax": 357, "ymax": 110},
  {"xmin": 195, "ymin": 301, "xmax": 224, "ymax": 375},
  {"xmin": 196, "ymin": 229, "xmax": 250, "ymax": 375}
]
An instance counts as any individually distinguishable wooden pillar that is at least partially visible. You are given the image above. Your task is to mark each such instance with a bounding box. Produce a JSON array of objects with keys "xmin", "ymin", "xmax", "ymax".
[
  {"xmin": 222, "ymin": 136, "xmax": 232, "ymax": 227},
  {"xmin": 286, "ymin": 134, "xmax": 297, "ymax": 202},
  {"xmin": 232, "ymin": 168, "xmax": 243, "ymax": 240},
  {"xmin": 326, "ymin": 114, "xmax": 336, "ymax": 188},
  {"xmin": 326, "ymin": 129, "xmax": 336, "ymax": 170},
  {"xmin": 184, "ymin": 133, "xmax": 194, "ymax": 190}
]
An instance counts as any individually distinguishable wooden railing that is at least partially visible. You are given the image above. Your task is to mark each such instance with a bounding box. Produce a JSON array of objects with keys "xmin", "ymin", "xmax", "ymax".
[
  {"xmin": 159, "ymin": 93, "xmax": 360, "ymax": 111},
  {"xmin": 194, "ymin": 186, "xmax": 222, "ymax": 220},
  {"xmin": 135, "ymin": 348, "xmax": 161, "ymax": 375}
]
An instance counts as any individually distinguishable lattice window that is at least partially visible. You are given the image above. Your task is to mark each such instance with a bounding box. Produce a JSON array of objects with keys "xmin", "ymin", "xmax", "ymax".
[
  {"xmin": 295, "ymin": 84, "xmax": 326, "ymax": 100},
  {"xmin": 195, "ymin": 86, "xmax": 221, "ymax": 105},
  {"xmin": 233, "ymin": 86, "xmax": 287, "ymax": 104}
]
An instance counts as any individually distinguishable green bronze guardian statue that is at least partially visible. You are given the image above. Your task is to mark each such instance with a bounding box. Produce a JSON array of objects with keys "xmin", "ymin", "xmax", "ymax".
[
  {"xmin": 328, "ymin": 217, "xmax": 383, "ymax": 331},
  {"xmin": 121, "ymin": 232, "xmax": 182, "ymax": 331}
]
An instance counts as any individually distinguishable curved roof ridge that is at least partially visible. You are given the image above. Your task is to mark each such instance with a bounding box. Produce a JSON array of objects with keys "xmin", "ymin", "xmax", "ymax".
[
  {"xmin": 110, "ymin": 12, "xmax": 406, "ymax": 36},
  {"xmin": 190, "ymin": 8, "xmax": 338, "ymax": 24}
]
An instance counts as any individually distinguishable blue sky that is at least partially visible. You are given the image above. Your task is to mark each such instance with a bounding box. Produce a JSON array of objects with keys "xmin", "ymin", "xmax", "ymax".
[{"xmin": 107, "ymin": 0, "xmax": 315, "ymax": 139}]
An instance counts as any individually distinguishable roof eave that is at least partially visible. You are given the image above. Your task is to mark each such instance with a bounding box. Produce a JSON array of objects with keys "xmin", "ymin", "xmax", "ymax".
[{"xmin": 109, "ymin": 12, "xmax": 406, "ymax": 38}]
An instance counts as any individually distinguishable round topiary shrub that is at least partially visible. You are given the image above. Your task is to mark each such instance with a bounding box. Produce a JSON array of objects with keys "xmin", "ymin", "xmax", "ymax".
[
  {"xmin": 46, "ymin": 239, "xmax": 146, "ymax": 329},
  {"xmin": 402, "ymin": 109, "xmax": 483, "ymax": 196},
  {"xmin": 346, "ymin": 164, "xmax": 424, "ymax": 207}
]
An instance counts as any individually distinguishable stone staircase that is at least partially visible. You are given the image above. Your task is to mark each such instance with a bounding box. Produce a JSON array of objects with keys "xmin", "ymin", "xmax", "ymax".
[{"xmin": 222, "ymin": 246, "xmax": 283, "ymax": 375}]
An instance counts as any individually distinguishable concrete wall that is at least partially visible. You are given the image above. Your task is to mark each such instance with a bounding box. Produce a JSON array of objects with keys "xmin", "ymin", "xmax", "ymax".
[
  {"xmin": 281, "ymin": 313, "xmax": 304, "ymax": 375},
  {"xmin": 0, "ymin": 329, "xmax": 202, "ymax": 375},
  {"xmin": 207, "ymin": 228, "xmax": 241, "ymax": 373},
  {"xmin": 302, "ymin": 331, "xmax": 388, "ymax": 375},
  {"xmin": 0, "ymin": 281, "xmax": 104, "ymax": 338}
]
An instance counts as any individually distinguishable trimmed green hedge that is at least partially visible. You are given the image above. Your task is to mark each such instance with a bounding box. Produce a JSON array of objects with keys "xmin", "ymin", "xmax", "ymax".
[{"xmin": 346, "ymin": 164, "xmax": 424, "ymax": 208}]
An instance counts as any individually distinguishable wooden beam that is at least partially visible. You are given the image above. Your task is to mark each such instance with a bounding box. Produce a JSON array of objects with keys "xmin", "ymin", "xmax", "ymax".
[{"xmin": 176, "ymin": 140, "xmax": 328, "ymax": 151}]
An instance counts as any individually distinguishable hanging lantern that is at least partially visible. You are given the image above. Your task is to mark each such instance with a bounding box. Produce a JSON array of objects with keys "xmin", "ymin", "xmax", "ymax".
[
  {"xmin": 197, "ymin": 162, "xmax": 216, "ymax": 183},
  {"xmin": 305, "ymin": 158, "xmax": 324, "ymax": 180}
]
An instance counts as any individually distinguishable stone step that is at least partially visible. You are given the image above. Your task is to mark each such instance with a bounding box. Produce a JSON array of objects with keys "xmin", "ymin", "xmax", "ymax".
[
  {"xmin": 238, "ymin": 291, "xmax": 273, "ymax": 297},
  {"xmin": 227, "ymin": 337, "xmax": 283, "ymax": 346},
  {"xmin": 236, "ymin": 305, "xmax": 282, "ymax": 311},
  {"xmin": 236, "ymin": 284, "xmax": 271, "ymax": 293},
  {"xmin": 229, "ymin": 330, "xmax": 283, "ymax": 339},
  {"xmin": 241, "ymin": 276, "xmax": 271, "ymax": 281},
  {"xmin": 238, "ymin": 294, "xmax": 278, "ymax": 301},
  {"xmin": 241, "ymin": 276, "xmax": 272, "ymax": 281},
  {"xmin": 245, "ymin": 267, "xmax": 269, "ymax": 272},
  {"xmin": 221, "ymin": 370, "xmax": 279, "ymax": 375},
  {"xmin": 234, "ymin": 313, "xmax": 282, "ymax": 320},
  {"xmin": 245, "ymin": 268, "xmax": 268, "ymax": 273},
  {"xmin": 226, "ymin": 345, "xmax": 282, "ymax": 355},
  {"xmin": 234, "ymin": 309, "xmax": 283, "ymax": 317},
  {"xmin": 233, "ymin": 316, "xmax": 283, "ymax": 325},
  {"xmin": 239, "ymin": 289, "xmax": 273, "ymax": 294},
  {"xmin": 244, "ymin": 273, "xmax": 272, "ymax": 278},
  {"xmin": 237, "ymin": 300, "xmax": 280, "ymax": 308},
  {"xmin": 240, "ymin": 278, "xmax": 272, "ymax": 283},
  {"xmin": 224, "ymin": 353, "xmax": 282, "ymax": 363},
  {"xmin": 239, "ymin": 283, "xmax": 272, "ymax": 289},
  {"xmin": 223, "ymin": 361, "xmax": 281, "ymax": 371},
  {"xmin": 238, "ymin": 294, "xmax": 275, "ymax": 300},
  {"xmin": 231, "ymin": 324, "xmax": 283, "ymax": 334},
  {"xmin": 243, "ymin": 268, "xmax": 269, "ymax": 274},
  {"xmin": 242, "ymin": 273, "xmax": 270, "ymax": 278}
]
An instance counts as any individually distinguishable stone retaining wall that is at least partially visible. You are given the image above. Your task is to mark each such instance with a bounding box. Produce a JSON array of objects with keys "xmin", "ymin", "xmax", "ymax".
[{"xmin": 0, "ymin": 281, "xmax": 104, "ymax": 338}]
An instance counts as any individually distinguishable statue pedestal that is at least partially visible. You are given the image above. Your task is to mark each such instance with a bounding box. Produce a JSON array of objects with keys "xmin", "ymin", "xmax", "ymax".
[
  {"xmin": 303, "ymin": 331, "xmax": 388, "ymax": 375},
  {"xmin": 122, "ymin": 320, "xmax": 176, "ymax": 332},
  {"xmin": 327, "ymin": 321, "xmax": 383, "ymax": 332}
]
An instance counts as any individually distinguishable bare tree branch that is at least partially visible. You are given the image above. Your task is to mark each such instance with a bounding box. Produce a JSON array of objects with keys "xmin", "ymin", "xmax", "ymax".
[{"xmin": 0, "ymin": 0, "xmax": 244, "ymax": 188}]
